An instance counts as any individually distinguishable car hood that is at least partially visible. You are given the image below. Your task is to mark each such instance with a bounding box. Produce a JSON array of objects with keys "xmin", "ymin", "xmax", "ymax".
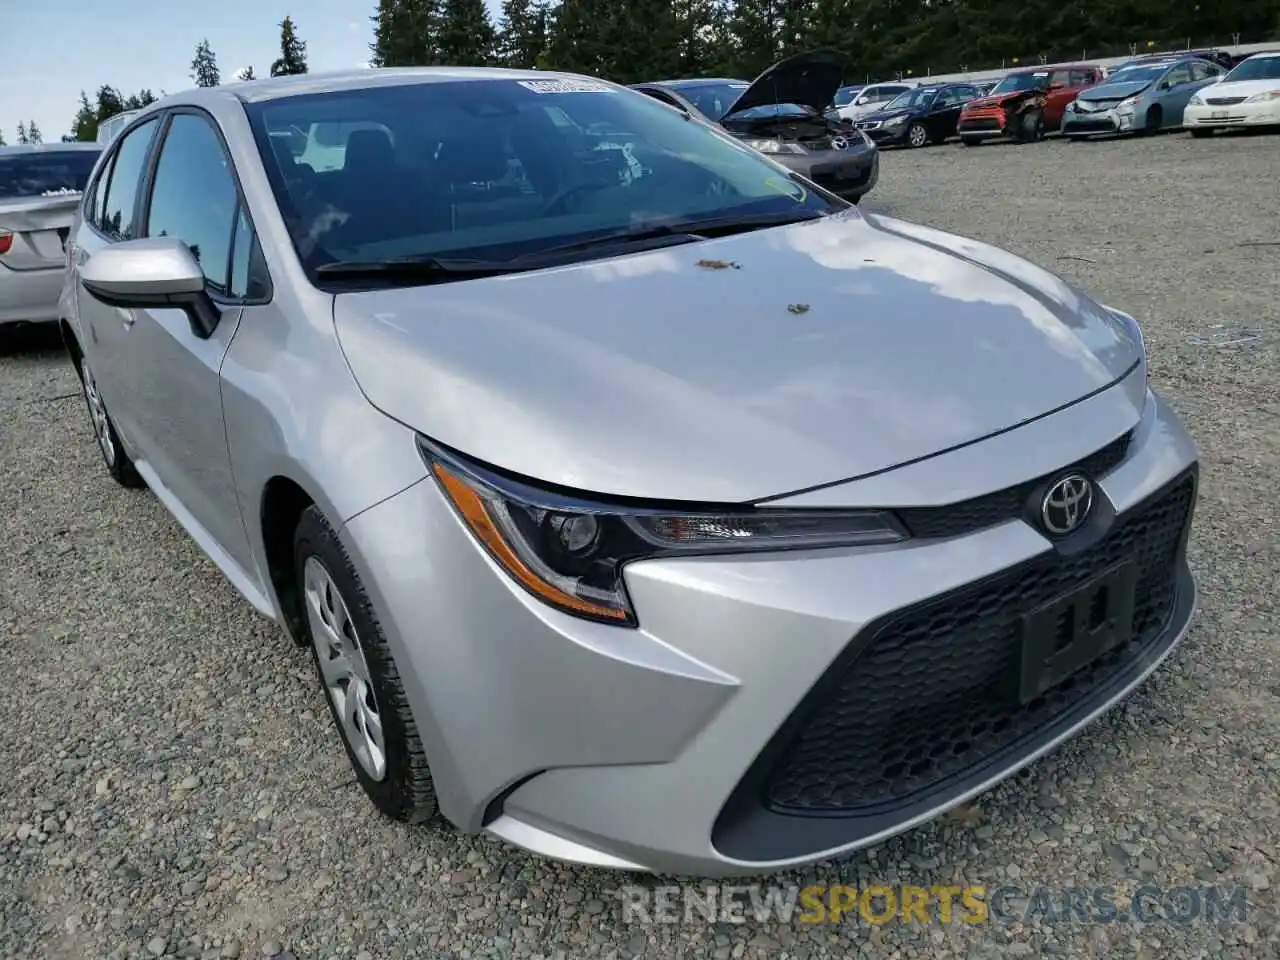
[
  {"xmin": 1079, "ymin": 80, "xmax": 1151, "ymax": 101},
  {"xmin": 723, "ymin": 49, "xmax": 846, "ymax": 116},
  {"xmin": 1202, "ymin": 78, "xmax": 1280, "ymax": 98},
  {"xmin": 868, "ymin": 106, "xmax": 918, "ymax": 123},
  {"xmin": 333, "ymin": 211, "xmax": 1143, "ymax": 503}
]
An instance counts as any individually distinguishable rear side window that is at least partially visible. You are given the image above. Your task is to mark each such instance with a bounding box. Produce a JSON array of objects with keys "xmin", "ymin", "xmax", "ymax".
[
  {"xmin": 0, "ymin": 150, "xmax": 101, "ymax": 200},
  {"xmin": 99, "ymin": 118, "xmax": 159, "ymax": 240},
  {"xmin": 145, "ymin": 114, "xmax": 241, "ymax": 294},
  {"xmin": 1069, "ymin": 69, "xmax": 1095, "ymax": 87}
]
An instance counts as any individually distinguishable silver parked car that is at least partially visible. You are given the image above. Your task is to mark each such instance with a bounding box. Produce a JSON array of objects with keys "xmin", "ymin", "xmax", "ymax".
[
  {"xmin": 1, "ymin": 143, "xmax": 101, "ymax": 329},
  {"xmin": 1062, "ymin": 56, "xmax": 1225, "ymax": 138},
  {"xmin": 62, "ymin": 68, "xmax": 1199, "ymax": 878}
]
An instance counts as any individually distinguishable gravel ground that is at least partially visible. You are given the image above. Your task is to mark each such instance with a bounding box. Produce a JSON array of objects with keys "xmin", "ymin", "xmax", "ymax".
[{"xmin": 2, "ymin": 130, "xmax": 1278, "ymax": 960}]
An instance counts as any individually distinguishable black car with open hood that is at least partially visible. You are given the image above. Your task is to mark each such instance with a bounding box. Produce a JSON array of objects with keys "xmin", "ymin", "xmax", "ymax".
[{"xmin": 632, "ymin": 50, "xmax": 880, "ymax": 203}]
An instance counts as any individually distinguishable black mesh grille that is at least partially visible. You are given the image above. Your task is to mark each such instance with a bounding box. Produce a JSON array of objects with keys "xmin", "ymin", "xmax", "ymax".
[
  {"xmin": 763, "ymin": 471, "xmax": 1193, "ymax": 816},
  {"xmin": 895, "ymin": 431, "xmax": 1131, "ymax": 540},
  {"xmin": 960, "ymin": 117, "xmax": 1003, "ymax": 131},
  {"xmin": 1205, "ymin": 96, "xmax": 1247, "ymax": 106}
]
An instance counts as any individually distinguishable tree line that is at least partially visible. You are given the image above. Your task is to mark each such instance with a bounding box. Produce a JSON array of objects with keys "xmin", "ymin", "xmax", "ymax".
[
  {"xmin": 378, "ymin": 0, "xmax": 1279, "ymax": 82},
  {"xmin": 32, "ymin": 0, "xmax": 1277, "ymax": 145}
]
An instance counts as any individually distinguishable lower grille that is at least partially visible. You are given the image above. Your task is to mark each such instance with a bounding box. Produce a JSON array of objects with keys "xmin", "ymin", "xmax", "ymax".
[
  {"xmin": 811, "ymin": 168, "xmax": 870, "ymax": 192},
  {"xmin": 1206, "ymin": 96, "xmax": 1247, "ymax": 106},
  {"xmin": 960, "ymin": 117, "xmax": 1003, "ymax": 131},
  {"xmin": 1066, "ymin": 117, "xmax": 1119, "ymax": 132},
  {"xmin": 762, "ymin": 471, "xmax": 1195, "ymax": 816}
]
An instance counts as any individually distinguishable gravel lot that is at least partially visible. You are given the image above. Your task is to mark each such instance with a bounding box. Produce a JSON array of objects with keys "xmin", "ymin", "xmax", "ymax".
[{"xmin": 2, "ymin": 130, "xmax": 1278, "ymax": 960}]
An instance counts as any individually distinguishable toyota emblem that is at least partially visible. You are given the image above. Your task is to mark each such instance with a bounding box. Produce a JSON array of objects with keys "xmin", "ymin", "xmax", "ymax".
[
  {"xmin": 1040, "ymin": 474, "xmax": 1093, "ymax": 536},
  {"xmin": 830, "ymin": 136, "xmax": 849, "ymax": 151}
]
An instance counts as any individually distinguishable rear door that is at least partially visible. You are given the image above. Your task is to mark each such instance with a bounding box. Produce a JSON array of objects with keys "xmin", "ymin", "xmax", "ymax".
[
  {"xmin": 118, "ymin": 109, "xmax": 263, "ymax": 571},
  {"xmin": 928, "ymin": 88, "xmax": 966, "ymax": 137},
  {"xmin": 0, "ymin": 148, "xmax": 100, "ymax": 321},
  {"xmin": 1156, "ymin": 62, "xmax": 1197, "ymax": 121},
  {"xmin": 72, "ymin": 115, "xmax": 162, "ymax": 436}
]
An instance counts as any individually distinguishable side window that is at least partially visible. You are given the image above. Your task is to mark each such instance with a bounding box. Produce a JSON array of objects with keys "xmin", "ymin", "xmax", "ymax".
[
  {"xmin": 1191, "ymin": 61, "xmax": 1219, "ymax": 81},
  {"xmin": 1069, "ymin": 69, "xmax": 1094, "ymax": 87},
  {"xmin": 1049, "ymin": 70, "xmax": 1071, "ymax": 88},
  {"xmin": 228, "ymin": 204, "xmax": 268, "ymax": 300},
  {"xmin": 640, "ymin": 89, "xmax": 682, "ymax": 111},
  {"xmin": 99, "ymin": 118, "xmax": 158, "ymax": 240},
  {"xmin": 145, "ymin": 113, "xmax": 240, "ymax": 295},
  {"xmin": 1164, "ymin": 64, "xmax": 1193, "ymax": 87},
  {"xmin": 87, "ymin": 154, "xmax": 114, "ymax": 230}
]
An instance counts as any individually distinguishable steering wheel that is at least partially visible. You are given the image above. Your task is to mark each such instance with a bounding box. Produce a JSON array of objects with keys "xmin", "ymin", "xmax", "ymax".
[{"xmin": 542, "ymin": 180, "xmax": 619, "ymax": 217}]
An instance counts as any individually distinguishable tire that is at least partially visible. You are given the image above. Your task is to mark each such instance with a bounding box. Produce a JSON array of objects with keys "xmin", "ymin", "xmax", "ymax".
[
  {"xmin": 1017, "ymin": 110, "xmax": 1045, "ymax": 143},
  {"xmin": 906, "ymin": 122, "xmax": 929, "ymax": 148},
  {"xmin": 78, "ymin": 355, "xmax": 145, "ymax": 488},
  {"xmin": 1143, "ymin": 105, "xmax": 1162, "ymax": 134},
  {"xmin": 1190, "ymin": 128, "xmax": 1212, "ymax": 139},
  {"xmin": 293, "ymin": 505, "xmax": 438, "ymax": 824}
]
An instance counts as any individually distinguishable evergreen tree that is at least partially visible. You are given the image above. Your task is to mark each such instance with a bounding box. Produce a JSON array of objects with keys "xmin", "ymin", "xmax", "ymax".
[
  {"xmin": 0, "ymin": 129, "xmax": 6, "ymax": 147},
  {"xmin": 438, "ymin": 0, "xmax": 498, "ymax": 65},
  {"xmin": 16, "ymin": 121, "xmax": 28, "ymax": 144},
  {"xmin": 271, "ymin": 16, "xmax": 309, "ymax": 76},
  {"xmin": 71, "ymin": 91, "xmax": 99, "ymax": 142},
  {"xmin": 191, "ymin": 39, "xmax": 221, "ymax": 87},
  {"xmin": 497, "ymin": 0, "xmax": 548, "ymax": 69},
  {"xmin": 371, "ymin": 0, "xmax": 444, "ymax": 66},
  {"xmin": 95, "ymin": 85, "xmax": 125, "ymax": 123},
  {"xmin": 123, "ymin": 89, "xmax": 158, "ymax": 110},
  {"xmin": 237, "ymin": 66, "xmax": 258, "ymax": 81},
  {"xmin": 27, "ymin": 120, "xmax": 42, "ymax": 144}
]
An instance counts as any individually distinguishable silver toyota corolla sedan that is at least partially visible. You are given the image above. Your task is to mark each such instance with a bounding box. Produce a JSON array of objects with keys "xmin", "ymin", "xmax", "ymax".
[{"xmin": 61, "ymin": 67, "xmax": 1199, "ymax": 878}]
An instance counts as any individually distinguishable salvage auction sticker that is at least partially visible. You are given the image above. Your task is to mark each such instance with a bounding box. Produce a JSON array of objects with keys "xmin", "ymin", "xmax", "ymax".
[{"xmin": 518, "ymin": 79, "xmax": 614, "ymax": 94}]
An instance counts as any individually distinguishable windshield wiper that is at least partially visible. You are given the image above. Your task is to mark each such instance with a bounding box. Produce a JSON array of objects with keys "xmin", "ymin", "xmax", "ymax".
[
  {"xmin": 521, "ymin": 208, "xmax": 829, "ymax": 261},
  {"xmin": 315, "ymin": 257, "xmax": 523, "ymax": 281}
]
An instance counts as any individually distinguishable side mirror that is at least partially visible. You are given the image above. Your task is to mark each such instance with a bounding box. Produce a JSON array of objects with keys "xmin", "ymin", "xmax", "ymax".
[{"xmin": 80, "ymin": 237, "xmax": 220, "ymax": 339}]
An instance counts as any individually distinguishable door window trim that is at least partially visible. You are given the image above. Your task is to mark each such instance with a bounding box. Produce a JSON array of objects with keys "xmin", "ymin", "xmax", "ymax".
[
  {"xmin": 87, "ymin": 115, "xmax": 162, "ymax": 243},
  {"xmin": 138, "ymin": 106, "xmax": 273, "ymax": 308}
]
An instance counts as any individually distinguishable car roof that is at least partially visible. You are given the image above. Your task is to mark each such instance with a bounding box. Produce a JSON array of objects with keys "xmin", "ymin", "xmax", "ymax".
[
  {"xmin": 1242, "ymin": 50, "xmax": 1280, "ymax": 61},
  {"xmin": 0, "ymin": 142, "xmax": 102, "ymax": 156}
]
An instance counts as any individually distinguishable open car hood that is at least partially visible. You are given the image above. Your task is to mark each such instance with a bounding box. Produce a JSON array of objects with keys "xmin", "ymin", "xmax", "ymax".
[{"xmin": 723, "ymin": 49, "xmax": 847, "ymax": 117}]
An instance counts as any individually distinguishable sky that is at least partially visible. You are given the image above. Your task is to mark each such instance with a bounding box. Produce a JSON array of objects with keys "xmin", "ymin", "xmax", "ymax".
[{"xmin": 1, "ymin": 0, "xmax": 503, "ymax": 143}]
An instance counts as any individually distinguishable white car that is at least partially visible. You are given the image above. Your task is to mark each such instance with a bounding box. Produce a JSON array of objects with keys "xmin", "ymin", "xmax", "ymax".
[
  {"xmin": 837, "ymin": 82, "xmax": 915, "ymax": 122},
  {"xmin": 1184, "ymin": 51, "xmax": 1280, "ymax": 136}
]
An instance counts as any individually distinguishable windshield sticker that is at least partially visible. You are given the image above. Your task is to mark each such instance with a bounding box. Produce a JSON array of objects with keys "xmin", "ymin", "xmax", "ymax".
[{"xmin": 518, "ymin": 79, "xmax": 614, "ymax": 94}]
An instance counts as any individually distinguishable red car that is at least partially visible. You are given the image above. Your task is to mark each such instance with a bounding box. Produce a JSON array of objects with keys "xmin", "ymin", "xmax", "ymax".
[{"xmin": 957, "ymin": 64, "xmax": 1104, "ymax": 144}]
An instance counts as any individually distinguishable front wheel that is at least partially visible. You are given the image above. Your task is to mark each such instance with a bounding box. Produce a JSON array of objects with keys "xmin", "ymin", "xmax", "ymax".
[
  {"xmin": 1017, "ymin": 110, "xmax": 1045, "ymax": 142},
  {"xmin": 294, "ymin": 506, "xmax": 439, "ymax": 824},
  {"xmin": 907, "ymin": 122, "xmax": 929, "ymax": 148}
]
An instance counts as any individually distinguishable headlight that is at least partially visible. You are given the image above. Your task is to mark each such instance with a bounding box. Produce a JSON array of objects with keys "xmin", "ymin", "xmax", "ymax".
[
  {"xmin": 421, "ymin": 441, "xmax": 907, "ymax": 625},
  {"xmin": 1117, "ymin": 96, "xmax": 1138, "ymax": 112},
  {"xmin": 885, "ymin": 115, "xmax": 907, "ymax": 126},
  {"xmin": 1188, "ymin": 93, "xmax": 1205, "ymax": 106},
  {"xmin": 1245, "ymin": 90, "xmax": 1280, "ymax": 103},
  {"xmin": 744, "ymin": 139, "xmax": 804, "ymax": 155},
  {"xmin": 1103, "ymin": 305, "xmax": 1149, "ymax": 387}
]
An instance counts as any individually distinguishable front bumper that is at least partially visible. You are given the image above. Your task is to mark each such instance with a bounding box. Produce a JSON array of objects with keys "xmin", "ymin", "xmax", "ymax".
[
  {"xmin": 0, "ymin": 263, "xmax": 64, "ymax": 325},
  {"xmin": 855, "ymin": 119, "xmax": 910, "ymax": 145},
  {"xmin": 1185, "ymin": 100, "xmax": 1280, "ymax": 128},
  {"xmin": 780, "ymin": 146, "xmax": 879, "ymax": 200},
  {"xmin": 957, "ymin": 111, "xmax": 1008, "ymax": 141},
  {"xmin": 342, "ymin": 386, "xmax": 1198, "ymax": 877},
  {"xmin": 1062, "ymin": 105, "xmax": 1138, "ymax": 136}
]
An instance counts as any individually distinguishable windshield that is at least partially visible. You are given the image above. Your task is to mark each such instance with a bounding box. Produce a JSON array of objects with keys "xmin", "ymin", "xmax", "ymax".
[
  {"xmin": 884, "ymin": 88, "xmax": 938, "ymax": 110},
  {"xmin": 0, "ymin": 150, "xmax": 100, "ymax": 200},
  {"xmin": 247, "ymin": 78, "xmax": 839, "ymax": 278},
  {"xmin": 1226, "ymin": 55, "xmax": 1280, "ymax": 82},
  {"xmin": 990, "ymin": 72, "xmax": 1050, "ymax": 95},
  {"xmin": 833, "ymin": 86, "xmax": 861, "ymax": 106},
  {"xmin": 723, "ymin": 102, "xmax": 817, "ymax": 121},
  {"xmin": 667, "ymin": 82, "xmax": 749, "ymax": 121},
  {"xmin": 1101, "ymin": 63, "xmax": 1173, "ymax": 86}
]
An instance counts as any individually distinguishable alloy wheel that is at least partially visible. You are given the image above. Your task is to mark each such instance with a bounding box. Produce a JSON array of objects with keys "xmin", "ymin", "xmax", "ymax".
[
  {"xmin": 908, "ymin": 123, "xmax": 928, "ymax": 147},
  {"xmin": 81, "ymin": 359, "xmax": 116, "ymax": 467},
  {"xmin": 303, "ymin": 556, "xmax": 387, "ymax": 781}
]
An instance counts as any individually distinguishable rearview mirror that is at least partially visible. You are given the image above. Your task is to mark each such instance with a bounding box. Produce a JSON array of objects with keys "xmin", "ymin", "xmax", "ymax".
[{"xmin": 80, "ymin": 237, "xmax": 220, "ymax": 339}]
